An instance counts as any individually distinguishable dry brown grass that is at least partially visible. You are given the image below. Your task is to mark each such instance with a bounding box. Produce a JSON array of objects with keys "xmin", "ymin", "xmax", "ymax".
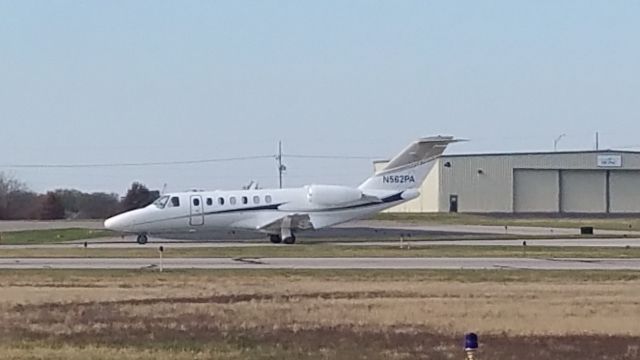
[
  {"xmin": 0, "ymin": 345, "xmax": 246, "ymax": 360},
  {"xmin": 1, "ymin": 270, "xmax": 639, "ymax": 359}
]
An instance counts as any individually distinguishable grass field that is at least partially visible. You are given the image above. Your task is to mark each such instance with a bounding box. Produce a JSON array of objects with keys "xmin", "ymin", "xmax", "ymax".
[
  {"xmin": 376, "ymin": 212, "xmax": 640, "ymax": 231},
  {"xmin": 1, "ymin": 269, "xmax": 640, "ymax": 359},
  {"xmin": 0, "ymin": 228, "xmax": 114, "ymax": 245},
  {"xmin": 2, "ymin": 244, "xmax": 640, "ymax": 259}
]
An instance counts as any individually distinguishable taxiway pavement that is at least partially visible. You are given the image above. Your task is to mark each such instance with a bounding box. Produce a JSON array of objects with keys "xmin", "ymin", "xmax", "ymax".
[
  {"xmin": 2, "ymin": 219, "xmax": 637, "ymax": 237},
  {"xmin": 3, "ymin": 237, "xmax": 640, "ymax": 249}
]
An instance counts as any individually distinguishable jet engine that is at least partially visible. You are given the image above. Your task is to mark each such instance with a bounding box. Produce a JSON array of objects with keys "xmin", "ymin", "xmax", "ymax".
[{"xmin": 306, "ymin": 185, "xmax": 363, "ymax": 206}]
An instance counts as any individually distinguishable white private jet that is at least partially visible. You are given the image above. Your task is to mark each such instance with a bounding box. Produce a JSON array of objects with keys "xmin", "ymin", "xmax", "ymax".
[{"xmin": 104, "ymin": 136, "xmax": 459, "ymax": 244}]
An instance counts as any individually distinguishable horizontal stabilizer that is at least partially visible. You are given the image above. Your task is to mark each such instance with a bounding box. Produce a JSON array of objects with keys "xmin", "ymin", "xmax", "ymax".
[{"xmin": 382, "ymin": 136, "xmax": 462, "ymax": 172}]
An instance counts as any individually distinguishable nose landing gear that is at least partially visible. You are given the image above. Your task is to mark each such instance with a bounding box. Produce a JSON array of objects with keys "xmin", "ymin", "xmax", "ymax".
[{"xmin": 136, "ymin": 234, "xmax": 148, "ymax": 245}]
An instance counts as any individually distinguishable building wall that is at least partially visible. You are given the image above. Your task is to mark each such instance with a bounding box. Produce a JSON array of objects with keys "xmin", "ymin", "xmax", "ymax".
[
  {"xmin": 376, "ymin": 151, "xmax": 640, "ymax": 213},
  {"xmin": 420, "ymin": 161, "xmax": 440, "ymax": 212},
  {"xmin": 438, "ymin": 155, "xmax": 514, "ymax": 212},
  {"xmin": 438, "ymin": 151, "xmax": 640, "ymax": 213}
]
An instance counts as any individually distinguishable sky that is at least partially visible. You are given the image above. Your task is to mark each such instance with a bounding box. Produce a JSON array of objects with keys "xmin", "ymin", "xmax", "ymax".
[{"xmin": 1, "ymin": 1, "xmax": 639, "ymax": 195}]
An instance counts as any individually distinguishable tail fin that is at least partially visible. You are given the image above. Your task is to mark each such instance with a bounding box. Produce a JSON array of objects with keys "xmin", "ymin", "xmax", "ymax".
[{"xmin": 359, "ymin": 136, "xmax": 460, "ymax": 192}]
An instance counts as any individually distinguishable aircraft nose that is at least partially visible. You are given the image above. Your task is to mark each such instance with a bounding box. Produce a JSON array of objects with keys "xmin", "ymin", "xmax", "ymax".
[{"xmin": 104, "ymin": 213, "xmax": 132, "ymax": 231}]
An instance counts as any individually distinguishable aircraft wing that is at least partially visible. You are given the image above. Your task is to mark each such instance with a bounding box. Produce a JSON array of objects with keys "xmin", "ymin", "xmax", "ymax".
[{"xmin": 257, "ymin": 213, "xmax": 315, "ymax": 233}]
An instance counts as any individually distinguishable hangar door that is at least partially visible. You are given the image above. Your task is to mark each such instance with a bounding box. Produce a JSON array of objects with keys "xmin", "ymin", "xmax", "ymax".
[
  {"xmin": 513, "ymin": 170, "xmax": 559, "ymax": 212},
  {"xmin": 560, "ymin": 171, "xmax": 606, "ymax": 213},
  {"xmin": 609, "ymin": 171, "xmax": 640, "ymax": 213}
]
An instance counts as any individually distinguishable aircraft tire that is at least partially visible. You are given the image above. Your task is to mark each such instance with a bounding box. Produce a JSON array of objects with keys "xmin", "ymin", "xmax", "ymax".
[
  {"xmin": 269, "ymin": 235, "xmax": 282, "ymax": 244},
  {"xmin": 136, "ymin": 234, "xmax": 148, "ymax": 245},
  {"xmin": 283, "ymin": 235, "xmax": 296, "ymax": 245}
]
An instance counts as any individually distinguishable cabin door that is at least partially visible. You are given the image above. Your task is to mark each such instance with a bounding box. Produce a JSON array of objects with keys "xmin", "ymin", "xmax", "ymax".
[{"xmin": 189, "ymin": 195, "xmax": 205, "ymax": 226}]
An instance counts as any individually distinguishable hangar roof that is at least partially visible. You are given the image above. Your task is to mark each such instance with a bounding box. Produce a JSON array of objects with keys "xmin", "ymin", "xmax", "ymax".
[
  {"xmin": 373, "ymin": 149, "xmax": 640, "ymax": 164},
  {"xmin": 440, "ymin": 149, "xmax": 640, "ymax": 158}
]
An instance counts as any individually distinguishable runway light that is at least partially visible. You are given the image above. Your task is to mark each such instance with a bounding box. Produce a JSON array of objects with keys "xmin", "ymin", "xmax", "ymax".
[
  {"xmin": 158, "ymin": 246, "xmax": 164, "ymax": 273},
  {"xmin": 464, "ymin": 333, "xmax": 478, "ymax": 359}
]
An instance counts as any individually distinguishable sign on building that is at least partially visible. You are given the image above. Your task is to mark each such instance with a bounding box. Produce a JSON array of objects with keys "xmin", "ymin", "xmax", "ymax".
[{"xmin": 597, "ymin": 155, "xmax": 622, "ymax": 168}]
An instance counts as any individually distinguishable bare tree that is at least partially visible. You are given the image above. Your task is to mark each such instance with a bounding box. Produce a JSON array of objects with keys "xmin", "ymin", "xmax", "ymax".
[
  {"xmin": 0, "ymin": 173, "xmax": 30, "ymax": 220},
  {"xmin": 122, "ymin": 182, "xmax": 160, "ymax": 211},
  {"xmin": 0, "ymin": 174, "xmax": 153, "ymax": 220},
  {"xmin": 78, "ymin": 192, "xmax": 121, "ymax": 219},
  {"xmin": 40, "ymin": 192, "xmax": 66, "ymax": 220}
]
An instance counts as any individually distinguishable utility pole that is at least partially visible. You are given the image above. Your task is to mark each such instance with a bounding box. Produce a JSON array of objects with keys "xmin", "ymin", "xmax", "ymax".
[
  {"xmin": 595, "ymin": 132, "xmax": 600, "ymax": 150},
  {"xmin": 276, "ymin": 141, "xmax": 286, "ymax": 188}
]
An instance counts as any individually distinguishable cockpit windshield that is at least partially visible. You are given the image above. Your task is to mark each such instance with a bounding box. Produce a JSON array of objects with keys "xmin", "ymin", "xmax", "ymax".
[{"xmin": 153, "ymin": 195, "xmax": 170, "ymax": 209}]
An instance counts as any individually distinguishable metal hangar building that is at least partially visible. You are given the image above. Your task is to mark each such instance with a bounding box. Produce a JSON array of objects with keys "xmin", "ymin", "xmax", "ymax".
[{"xmin": 375, "ymin": 150, "xmax": 640, "ymax": 214}]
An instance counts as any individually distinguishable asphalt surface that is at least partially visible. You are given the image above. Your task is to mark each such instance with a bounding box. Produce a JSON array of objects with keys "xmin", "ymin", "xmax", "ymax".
[
  {"xmin": 134, "ymin": 221, "xmax": 640, "ymax": 240},
  {"xmin": 2, "ymin": 257, "xmax": 640, "ymax": 270},
  {"xmin": 2, "ymin": 237, "xmax": 640, "ymax": 249},
  {"xmin": 157, "ymin": 224, "xmax": 475, "ymax": 241},
  {"xmin": 340, "ymin": 238, "xmax": 640, "ymax": 248},
  {"xmin": 3, "ymin": 219, "xmax": 636, "ymax": 237},
  {"xmin": 2, "ymin": 219, "xmax": 640, "ymax": 250}
]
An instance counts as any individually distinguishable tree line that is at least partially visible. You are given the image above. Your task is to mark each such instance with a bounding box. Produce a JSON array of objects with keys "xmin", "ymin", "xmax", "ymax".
[{"xmin": 0, "ymin": 173, "xmax": 160, "ymax": 220}]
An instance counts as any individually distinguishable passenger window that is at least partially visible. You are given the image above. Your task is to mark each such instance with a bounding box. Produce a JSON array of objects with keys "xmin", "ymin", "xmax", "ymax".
[
  {"xmin": 265, "ymin": 195, "xmax": 272, "ymax": 204},
  {"xmin": 206, "ymin": 198, "xmax": 213, "ymax": 206},
  {"xmin": 230, "ymin": 197, "xmax": 236, "ymax": 205},
  {"xmin": 193, "ymin": 198, "xmax": 200, "ymax": 206},
  {"xmin": 253, "ymin": 195, "xmax": 260, "ymax": 204},
  {"xmin": 218, "ymin": 197, "xmax": 224, "ymax": 206},
  {"xmin": 242, "ymin": 196, "xmax": 248, "ymax": 205},
  {"xmin": 170, "ymin": 197, "xmax": 180, "ymax": 207}
]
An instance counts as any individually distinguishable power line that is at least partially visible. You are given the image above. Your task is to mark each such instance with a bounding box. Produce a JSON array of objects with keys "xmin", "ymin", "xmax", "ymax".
[
  {"xmin": 0, "ymin": 155, "xmax": 275, "ymax": 169},
  {"xmin": 283, "ymin": 154, "xmax": 377, "ymax": 160},
  {"xmin": 0, "ymin": 152, "xmax": 379, "ymax": 169}
]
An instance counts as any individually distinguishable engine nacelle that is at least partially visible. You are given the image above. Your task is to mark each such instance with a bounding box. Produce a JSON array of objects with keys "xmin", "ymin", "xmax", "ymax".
[{"xmin": 306, "ymin": 185, "xmax": 363, "ymax": 206}]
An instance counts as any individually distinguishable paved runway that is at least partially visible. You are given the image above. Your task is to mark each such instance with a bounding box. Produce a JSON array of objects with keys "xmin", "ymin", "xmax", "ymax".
[
  {"xmin": 2, "ymin": 219, "xmax": 639, "ymax": 250},
  {"xmin": 136, "ymin": 221, "xmax": 640, "ymax": 240},
  {"xmin": 2, "ymin": 257, "xmax": 640, "ymax": 270},
  {"xmin": 342, "ymin": 238, "xmax": 640, "ymax": 247},
  {"xmin": 3, "ymin": 219, "xmax": 636, "ymax": 237},
  {"xmin": 359, "ymin": 221, "xmax": 638, "ymax": 236},
  {"xmin": 2, "ymin": 237, "xmax": 640, "ymax": 249},
  {"xmin": 3, "ymin": 236, "xmax": 639, "ymax": 249}
]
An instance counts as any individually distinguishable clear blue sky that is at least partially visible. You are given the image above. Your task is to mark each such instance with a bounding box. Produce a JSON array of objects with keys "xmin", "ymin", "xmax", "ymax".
[{"xmin": 1, "ymin": 1, "xmax": 639, "ymax": 194}]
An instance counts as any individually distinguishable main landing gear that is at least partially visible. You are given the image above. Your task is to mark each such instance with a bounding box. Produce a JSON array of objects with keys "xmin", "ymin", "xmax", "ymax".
[
  {"xmin": 136, "ymin": 233, "xmax": 148, "ymax": 245},
  {"xmin": 269, "ymin": 234, "xmax": 282, "ymax": 244},
  {"xmin": 269, "ymin": 234, "xmax": 296, "ymax": 245}
]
